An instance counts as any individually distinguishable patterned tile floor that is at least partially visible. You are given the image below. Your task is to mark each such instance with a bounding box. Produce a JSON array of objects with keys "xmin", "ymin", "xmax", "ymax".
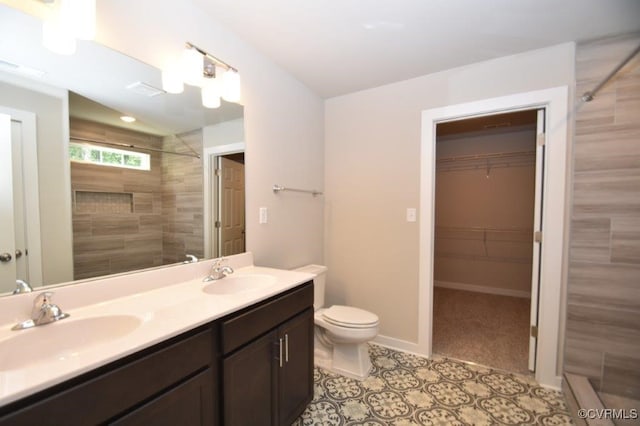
[{"xmin": 294, "ymin": 344, "xmax": 573, "ymax": 425}]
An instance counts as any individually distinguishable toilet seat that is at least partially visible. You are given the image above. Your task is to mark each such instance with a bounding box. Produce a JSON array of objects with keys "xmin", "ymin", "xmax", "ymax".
[{"xmin": 321, "ymin": 305, "xmax": 379, "ymax": 329}]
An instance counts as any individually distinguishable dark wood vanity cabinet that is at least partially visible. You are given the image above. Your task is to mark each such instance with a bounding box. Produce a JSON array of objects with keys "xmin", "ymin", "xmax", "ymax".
[
  {"xmin": 221, "ymin": 282, "xmax": 314, "ymax": 426},
  {"xmin": 0, "ymin": 281, "xmax": 313, "ymax": 426},
  {"xmin": 0, "ymin": 326, "xmax": 217, "ymax": 426}
]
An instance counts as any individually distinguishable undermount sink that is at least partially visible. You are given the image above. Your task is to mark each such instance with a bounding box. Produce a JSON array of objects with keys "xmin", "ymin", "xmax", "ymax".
[
  {"xmin": 0, "ymin": 315, "xmax": 141, "ymax": 372},
  {"xmin": 202, "ymin": 274, "xmax": 277, "ymax": 295}
]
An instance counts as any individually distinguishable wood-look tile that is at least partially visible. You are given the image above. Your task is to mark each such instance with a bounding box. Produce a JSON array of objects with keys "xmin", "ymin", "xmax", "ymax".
[
  {"xmin": 568, "ymin": 261, "xmax": 640, "ymax": 311},
  {"xmin": 601, "ymin": 354, "xmax": 640, "ymax": 398},
  {"xmin": 73, "ymin": 236, "xmax": 125, "ymax": 253},
  {"xmin": 569, "ymin": 218, "xmax": 611, "ymax": 262},
  {"xmin": 573, "ymin": 124, "xmax": 640, "ymax": 172},
  {"xmin": 91, "ymin": 216, "xmax": 140, "ymax": 236},
  {"xmin": 572, "ymin": 169, "xmax": 640, "ymax": 216},
  {"xmin": 110, "ymin": 252, "xmax": 159, "ymax": 273},
  {"xmin": 611, "ymin": 218, "xmax": 640, "ymax": 264},
  {"xmin": 566, "ymin": 34, "xmax": 640, "ymax": 395},
  {"xmin": 564, "ymin": 337, "xmax": 605, "ymax": 382},
  {"xmin": 616, "ymin": 81, "xmax": 640, "ymax": 125}
]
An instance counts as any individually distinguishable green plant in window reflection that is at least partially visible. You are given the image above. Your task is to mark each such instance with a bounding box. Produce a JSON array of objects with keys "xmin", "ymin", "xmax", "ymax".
[
  {"xmin": 101, "ymin": 151, "xmax": 122, "ymax": 165},
  {"xmin": 69, "ymin": 145, "xmax": 84, "ymax": 161},
  {"xmin": 124, "ymin": 155, "xmax": 142, "ymax": 167}
]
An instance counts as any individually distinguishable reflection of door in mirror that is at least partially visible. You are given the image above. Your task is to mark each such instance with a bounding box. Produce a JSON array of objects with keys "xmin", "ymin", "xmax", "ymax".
[
  {"xmin": 217, "ymin": 154, "xmax": 245, "ymax": 257},
  {"xmin": 0, "ymin": 109, "xmax": 43, "ymax": 294}
]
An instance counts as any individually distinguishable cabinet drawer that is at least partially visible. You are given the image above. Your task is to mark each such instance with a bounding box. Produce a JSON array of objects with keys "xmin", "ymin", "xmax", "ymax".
[
  {"xmin": 0, "ymin": 329, "xmax": 213, "ymax": 426},
  {"xmin": 111, "ymin": 368, "xmax": 214, "ymax": 426},
  {"xmin": 221, "ymin": 282, "xmax": 313, "ymax": 354}
]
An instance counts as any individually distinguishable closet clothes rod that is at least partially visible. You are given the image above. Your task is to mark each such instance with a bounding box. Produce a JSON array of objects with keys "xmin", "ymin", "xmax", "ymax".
[
  {"xmin": 437, "ymin": 150, "xmax": 535, "ymax": 164},
  {"xmin": 272, "ymin": 184, "xmax": 323, "ymax": 196}
]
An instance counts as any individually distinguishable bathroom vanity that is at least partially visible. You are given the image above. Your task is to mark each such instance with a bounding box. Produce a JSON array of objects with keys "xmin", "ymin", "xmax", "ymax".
[{"xmin": 0, "ymin": 253, "xmax": 314, "ymax": 425}]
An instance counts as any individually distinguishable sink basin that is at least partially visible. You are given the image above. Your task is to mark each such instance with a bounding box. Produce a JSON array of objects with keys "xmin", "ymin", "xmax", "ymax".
[
  {"xmin": 202, "ymin": 274, "xmax": 277, "ymax": 295},
  {"xmin": 0, "ymin": 315, "xmax": 141, "ymax": 371}
]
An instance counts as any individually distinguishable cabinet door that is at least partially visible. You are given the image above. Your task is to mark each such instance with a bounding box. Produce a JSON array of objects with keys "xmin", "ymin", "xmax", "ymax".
[
  {"xmin": 110, "ymin": 369, "xmax": 214, "ymax": 426},
  {"xmin": 223, "ymin": 330, "xmax": 278, "ymax": 426},
  {"xmin": 277, "ymin": 308, "xmax": 314, "ymax": 426}
]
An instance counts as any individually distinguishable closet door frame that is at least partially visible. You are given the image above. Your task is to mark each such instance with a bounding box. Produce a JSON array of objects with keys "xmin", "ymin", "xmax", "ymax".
[{"xmin": 418, "ymin": 86, "xmax": 569, "ymax": 389}]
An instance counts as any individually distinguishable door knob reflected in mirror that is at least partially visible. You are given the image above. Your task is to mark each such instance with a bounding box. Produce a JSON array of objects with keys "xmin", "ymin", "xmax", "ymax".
[{"xmin": 0, "ymin": 253, "xmax": 12, "ymax": 262}]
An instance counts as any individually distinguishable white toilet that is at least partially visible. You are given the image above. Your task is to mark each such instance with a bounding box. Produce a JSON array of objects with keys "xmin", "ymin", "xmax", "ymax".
[{"xmin": 295, "ymin": 264, "xmax": 379, "ymax": 380}]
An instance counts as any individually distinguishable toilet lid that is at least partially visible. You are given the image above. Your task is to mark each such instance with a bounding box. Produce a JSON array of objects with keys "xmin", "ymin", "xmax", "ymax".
[{"xmin": 322, "ymin": 305, "xmax": 379, "ymax": 328}]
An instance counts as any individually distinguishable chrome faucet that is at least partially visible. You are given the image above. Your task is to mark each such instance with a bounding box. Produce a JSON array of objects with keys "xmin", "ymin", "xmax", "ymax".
[
  {"xmin": 203, "ymin": 258, "xmax": 234, "ymax": 282},
  {"xmin": 12, "ymin": 279, "xmax": 33, "ymax": 295},
  {"xmin": 183, "ymin": 254, "xmax": 199, "ymax": 264},
  {"xmin": 12, "ymin": 292, "xmax": 70, "ymax": 331}
]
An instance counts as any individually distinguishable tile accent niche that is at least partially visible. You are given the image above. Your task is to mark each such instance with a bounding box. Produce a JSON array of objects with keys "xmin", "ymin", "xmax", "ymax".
[
  {"xmin": 565, "ymin": 33, "xmax": 640, "ymax": 399},
  {"xmin": 70, "ymin": 119, "xmax": 203, "ymax": 280}
]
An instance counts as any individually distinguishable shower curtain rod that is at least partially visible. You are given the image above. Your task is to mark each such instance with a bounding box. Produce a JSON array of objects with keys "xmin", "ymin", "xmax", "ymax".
[
  {"xmin": 71, "ymin": 136, "xmax": 201, "ymax": 159},
  {"xmin": 582, "ymin": 43, "xmax": 640, "ymax": 102}
]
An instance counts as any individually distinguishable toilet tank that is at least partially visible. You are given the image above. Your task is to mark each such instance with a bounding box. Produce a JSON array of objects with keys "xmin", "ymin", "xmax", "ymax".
[{"xmin": 294, "ymin": 264, "xmax": 327, "ymax": 310}]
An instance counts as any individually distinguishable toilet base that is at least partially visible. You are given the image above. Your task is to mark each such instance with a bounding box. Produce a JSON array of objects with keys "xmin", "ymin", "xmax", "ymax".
[{"xmin": 314, "ymin": 334, "xmax": 372, "ymax": 380}]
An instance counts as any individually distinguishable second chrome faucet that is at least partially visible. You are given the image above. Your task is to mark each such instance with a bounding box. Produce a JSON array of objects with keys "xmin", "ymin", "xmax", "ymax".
[
  {"xmin": 12, "ymin": 292, "xmax": 70, "ymax": 331},
  {"xmin": 203, "ymin": 258, "xmax": 234, "ymax": 282}
]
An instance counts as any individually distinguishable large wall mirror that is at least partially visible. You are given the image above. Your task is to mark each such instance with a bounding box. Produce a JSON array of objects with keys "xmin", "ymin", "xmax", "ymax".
[{"xmin": 0, "ymin": 5, "xmax": 246, "ymax": 296}]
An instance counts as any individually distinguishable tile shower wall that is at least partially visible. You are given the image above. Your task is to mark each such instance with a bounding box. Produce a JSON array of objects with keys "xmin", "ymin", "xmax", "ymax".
[
  {"xmin": 70, "ymin": 118, "xmax": 163, "ymax": 279},
  {"xmin": 160, "ymin": 130, "xmax": 204, "ymax": 264},
  {"xmin": 565, "ymin": 33, "xmax": 640, "ymax": 398}
]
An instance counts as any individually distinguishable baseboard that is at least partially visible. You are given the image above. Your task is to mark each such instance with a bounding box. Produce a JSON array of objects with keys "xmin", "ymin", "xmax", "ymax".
[
  {"xmin": 372, "ymin": 335, "xmax": 424, "ymax": 357},
  {"xmin": 435, "ymin": 280, "xmax": 531, "ymax": 299}
]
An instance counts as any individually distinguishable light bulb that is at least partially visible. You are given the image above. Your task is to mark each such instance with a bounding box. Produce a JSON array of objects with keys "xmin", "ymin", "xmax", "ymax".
[
  {"xmin": 63, "ymin": 0, "xmax": 96, "ymax": 40},
  {"xmin": 182, "ymin": 47, "xmax": 204, "ymax": 86},
  {"xmin": 42, "ymin": 14, "xmax": 76, "ymax": 55},
  {"xmin": 162, "ymin": 64, "xmax": 184, "ymax": 94},
  {"xmin": 201, "ymin": 77, "xmax": 221, "ymax": 108},
  {"xmin": 221, "ymin": 69, "xmax": 241, "ymax": 103}
]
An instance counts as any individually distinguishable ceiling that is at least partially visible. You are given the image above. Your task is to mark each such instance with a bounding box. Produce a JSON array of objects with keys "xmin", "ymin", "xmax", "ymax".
[
  {"xmin": 193, "ymin": 0, "xmax": 640, "ymax": 98},
  {"xmin": 0, "ymin": 4, "xmax": 243, "ymax": 136}
]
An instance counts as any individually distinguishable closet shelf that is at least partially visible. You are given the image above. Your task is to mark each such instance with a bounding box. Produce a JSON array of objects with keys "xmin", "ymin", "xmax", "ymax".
[
  {"xmin": 435, "ymin": 226, "xmax": 533, "ymax": 243},
  {"xmin": 435, "ymin": 226, "xmax": 533, "ymax": 263},
  {"xmin": 436, "ymin": 150, "xmax": 535, "ymax": 173},
  {"xmin": 437, "ymin": 150, "xmax": 535, "ymax": 164},
  {"xmin": 435, "ymin": 252, "xmax": 532, "ymax": 264}
]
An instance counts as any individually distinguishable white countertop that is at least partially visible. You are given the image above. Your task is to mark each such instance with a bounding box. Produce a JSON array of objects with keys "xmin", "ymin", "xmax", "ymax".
[{"xmin": 0, "ymin": 253, "xmax": 314, "ymax": 406}]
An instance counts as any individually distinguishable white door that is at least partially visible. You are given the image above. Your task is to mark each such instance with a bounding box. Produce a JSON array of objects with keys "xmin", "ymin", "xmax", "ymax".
[
  {"xmin": 218, "ymin": 156, "xmax": 245, "ymax": 256},
  {"xmin": 528, "ymin": 108, "xmax": 545, "ymax": 372},
  {"xmin": 0, "ymin": 107, "xmax": 42, "ymax": 293},
  {"xmin": 0, "ymin": 113, "xmax": 17, "ymax": 292}
]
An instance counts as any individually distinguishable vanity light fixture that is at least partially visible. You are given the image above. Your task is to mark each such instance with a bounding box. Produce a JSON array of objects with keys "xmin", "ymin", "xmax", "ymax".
[
  {"xmin": 41, "ymin": 0, "xmax": 96, "ymax": 55},
  {"xmin": 161, "ymin": 42, "xmax": 241, "ymax": 108},
  {"xmin": 120, "ymin": 116, "xmax": 136, "ymax": 123}
]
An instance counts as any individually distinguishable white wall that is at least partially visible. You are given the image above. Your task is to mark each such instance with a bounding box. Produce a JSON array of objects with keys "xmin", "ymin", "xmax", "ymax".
[
  {"xmin": 0, "ymin": 76, "xmax": 74, "ymax": 286},
  {"xmin": 324, "ymin": 43, "xmax": 575, "ymax": 344},
  {"xmin": 95, "ymin": 0, "xmax": 325, "ymax": 269},
  {"xmin": 203, "ymin": 118, "xmax": 245, "ymax": 149}
]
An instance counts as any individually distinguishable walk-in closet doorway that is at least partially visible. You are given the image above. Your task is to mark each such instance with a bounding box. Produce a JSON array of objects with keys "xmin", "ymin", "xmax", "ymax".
[
  {"xmin": 432, "ymin": 109, "xmax": 540, "ymax": 374},
  {"xmin": 418, "ymin": 87, "xmax": 569, "ymax": 389}
]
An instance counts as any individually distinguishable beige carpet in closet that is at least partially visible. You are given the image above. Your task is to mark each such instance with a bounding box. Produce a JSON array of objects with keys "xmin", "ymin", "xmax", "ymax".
[{"xmin": 433, "ymin": 287, "xmax": 531, "ymax": 374}]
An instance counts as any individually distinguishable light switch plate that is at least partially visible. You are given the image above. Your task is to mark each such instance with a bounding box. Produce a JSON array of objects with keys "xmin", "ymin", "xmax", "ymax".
[
  {"xmin": 406, "ymin": 208, "xmax": 417, "ymax": 222},
  {"xmin": 259, "ymin": 207, "xmax": 268, "ymax": 224}
]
